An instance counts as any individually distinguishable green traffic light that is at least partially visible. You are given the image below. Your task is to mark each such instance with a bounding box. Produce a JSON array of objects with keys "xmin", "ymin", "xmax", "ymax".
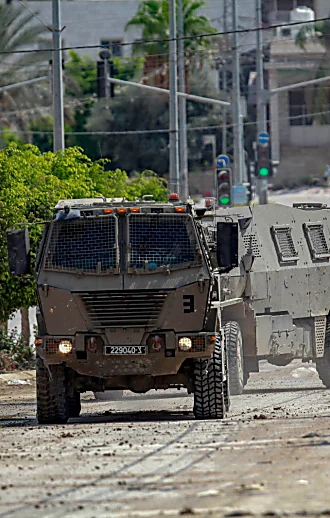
[
  {"xmin": 219, "ymin": 196, "xmax": 230, "ymax": 205},
  {"xmin": 259, "ymin": 167, "xmax": 269, "ymax": 177}
]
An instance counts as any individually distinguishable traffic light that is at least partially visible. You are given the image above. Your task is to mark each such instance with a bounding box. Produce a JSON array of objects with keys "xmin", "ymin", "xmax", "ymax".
[
  {"xmin": 97, "ymin": 61, "xmax": 107, "ymax": 98},
  {"xmin": 216, "ymin": 168, "xmax": 232, "ymax": 207},
  {"xmin": 256, "ymin": 145, "xmax": 273, "ymax": 178}
]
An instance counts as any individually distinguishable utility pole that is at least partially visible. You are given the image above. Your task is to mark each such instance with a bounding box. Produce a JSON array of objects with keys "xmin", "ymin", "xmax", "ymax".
[
  {"xmin": 222, "ymin": 0, "xmax": 228, "ymax": 155},
  {"xmin": 99, "ymin": 48, "xmax": 111, "ymax": 99},
  {"xmin": 169, "ymin": 0, "xmax": 180, "ymax": 194},
  {"xmin": 178, "ymin": 0, "xmax": 189, "ymax": 201},
  {"xmin": 232, "ymin": 0, "xmax": 244, "ymax": 184},
  {"xmin": 256, "ymin": 0, "xmax": 268, "ymax": 204},
  {"xmin": 52, "ymin": 0, "xmax": 65, "ymax": 152}
]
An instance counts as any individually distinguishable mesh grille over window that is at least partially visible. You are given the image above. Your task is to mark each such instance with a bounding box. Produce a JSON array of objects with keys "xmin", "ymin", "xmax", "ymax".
[
  {"xmin": 128, "ymin": 214, "xmax": 202, "ymax": 272},
  {"xmin": 44, "ymin": 216, "xmax": 118, "ymax": 274},
  {"xmin": 304, "ymin": 223, "xmax": 330, "ymax": 260},
  {"xmin": 271, "ymin": 225, "xmax": 298, "ymax": 262}
]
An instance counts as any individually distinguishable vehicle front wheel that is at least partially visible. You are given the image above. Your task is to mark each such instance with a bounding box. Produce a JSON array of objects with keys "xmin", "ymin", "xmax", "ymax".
[
  {"xmin": 36, "ymin": 356, "xmax": 68, "ymax": 424},
  {"xmin": 193, "ymin": 334, "xmax": 229, "ymax": 419}
]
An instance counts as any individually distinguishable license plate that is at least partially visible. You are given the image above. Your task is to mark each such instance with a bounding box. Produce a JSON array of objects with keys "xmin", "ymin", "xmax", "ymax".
[{"xmin": 104, "ymin": 345, "xmax": 147, "ymax": 355}]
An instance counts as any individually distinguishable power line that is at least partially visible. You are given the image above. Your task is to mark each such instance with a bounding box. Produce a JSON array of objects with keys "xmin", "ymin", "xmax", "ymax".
[
  {"xmin": 0, "ymin": 16, "xmax": 329, "ymax": 56},
  {"xmin": 15, "ymin": 0, "xmax": 52, "ymax": 32},
  {"xmin": 3, "ymin": 107, "xmax": 330, "ymax": 136}
]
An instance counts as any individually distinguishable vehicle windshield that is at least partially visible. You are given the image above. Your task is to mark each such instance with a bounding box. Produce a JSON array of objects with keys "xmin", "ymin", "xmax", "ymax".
[
  {"xmin": 128, "ymin": 213, "xmax": 202, "ymax": 273},
  {"xmin": 43, "ymin": 213, "xmax": 202, "ymax": 275},
  {"xmin": 44, "ymin": 216, "xmax": 118, "ymax": 274}
]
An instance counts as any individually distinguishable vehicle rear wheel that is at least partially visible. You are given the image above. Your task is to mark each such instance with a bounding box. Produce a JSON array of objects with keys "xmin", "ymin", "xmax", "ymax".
[
  {"xmin": 94, "ymin": 390, "xmax": 124, "ymax": 401},
  {"xmin": 316, "ymin": 320, "xmax": 330, "ymax": 388},
  {"xmin": 225, "ymin": 321, "xmax": 244, "ymax": 396},
  {"xmin": 67, "ymin": 391, "xmax": 81, "ymax": 418},
  {"xmin": 36, "ymin": 356, "xmax": 68, "ymax": 424},
  {"xmin": 193, "ymin": 334, "xmax": 229, "ymax": 419}
]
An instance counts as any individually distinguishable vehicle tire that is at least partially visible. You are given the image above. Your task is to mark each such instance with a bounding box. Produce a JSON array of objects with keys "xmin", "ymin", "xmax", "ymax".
[
  {"xmin": 223, "ymin": 337, "xmax": 230, "ymax": 412},
  {"xmin": 67, "ymin": 391, "xmax": 81, "ymax": 418},
  {"xmin": 36, "ymin": 355, "xmax": 68, "ymax": 424},
  {"xmin": 193, "ymin": 334, "xmax": 228, "ymax": 419},
  {"xmin": 316, "ymin": 321, "xmax": 330, "ymax": 388},
  {"xmin": 225, "ymin": 321, "xmax": 244, "ymax": 396},
  {"xmin": 94, "ymin": 390, "xmax": 124, "ymax": 401},
  {"xmin": 243, "ymin": 369, "xmax": 250, "ymax": 387},
  {"xmin": 267, "ymin": 357, "xmax": 293, "ymax": 367}
]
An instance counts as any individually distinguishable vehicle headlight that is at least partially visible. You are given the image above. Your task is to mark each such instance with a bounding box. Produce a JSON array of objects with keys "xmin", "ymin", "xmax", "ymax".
[
  {"xmin": 58, "ymin": 340, "xmax": 73, "ymax": 354},
  {"xmin": 178, "ymin": 337, "xmax": 192, "ymax": 352}
]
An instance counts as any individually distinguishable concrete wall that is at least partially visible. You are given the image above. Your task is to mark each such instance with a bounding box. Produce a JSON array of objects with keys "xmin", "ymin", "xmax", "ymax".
[
  {"xmin": 273, "ymin": 145, "xmax": 330, "ymax": 186},
  {"xmin": 290, "ymin": 126, "xmax": 330, "ymax": 147},
  {"xmin": 315, "ymin": 0, "xmax": 330, "ymax": 17}
]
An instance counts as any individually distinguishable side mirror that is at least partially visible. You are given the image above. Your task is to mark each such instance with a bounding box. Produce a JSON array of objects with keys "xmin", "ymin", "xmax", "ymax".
[
  {"xmin": 216, "ymin": 222, "xmax": 239, "ymax": 272},
  {"xmin": 7, "ymin": 229, "xmax": 31, "ymax": 276}
]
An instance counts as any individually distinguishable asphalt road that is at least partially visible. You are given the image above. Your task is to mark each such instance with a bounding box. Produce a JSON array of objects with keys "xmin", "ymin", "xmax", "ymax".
[
  {"xmin": 3, "ymin": 187, "xmax": 330, "ymax": 517},
  {"xmin": 269, "ymin": 187, "xmax": 330, "ymax": 207},
  {"xmin": 1, "ymin": 360, "xmax": 330, "ymax": 518}
]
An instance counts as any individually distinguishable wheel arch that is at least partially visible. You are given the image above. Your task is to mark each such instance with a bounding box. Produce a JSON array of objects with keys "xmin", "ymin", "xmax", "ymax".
[{"xmin": 222, "ymin": 301, "xmax": 256, "ymax": 357}]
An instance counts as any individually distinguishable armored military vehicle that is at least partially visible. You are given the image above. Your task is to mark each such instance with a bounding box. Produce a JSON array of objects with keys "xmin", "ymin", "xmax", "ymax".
[
  {"xmin": 7, "ymin": 195, "xmax": 237, "ymax": 423},
  {"xmin": 201, "ymin": 201, "xmax": 330, "ymax": 393}
]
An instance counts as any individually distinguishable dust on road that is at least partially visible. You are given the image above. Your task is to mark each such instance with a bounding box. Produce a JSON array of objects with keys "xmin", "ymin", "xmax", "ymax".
[{"xmin": 1, "ymin": 361, "xmax": 330, "ymax": 518}]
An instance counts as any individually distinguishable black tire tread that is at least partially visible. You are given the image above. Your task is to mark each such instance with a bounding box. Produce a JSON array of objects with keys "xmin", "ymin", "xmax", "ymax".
[
  {"xmin": 36, "ymin": 356, "xmax": 68, "ymax": 424},
  {"xmin": 316, "ymin": 320, "xmax": 330, "ymax": 388},
  {"xmin": 225, "ymin": 321, "xmax": 244, "ymax": 396},
  {"xmin": 193, "ymin": 335, "xmax": 228, "ymax": 419}
]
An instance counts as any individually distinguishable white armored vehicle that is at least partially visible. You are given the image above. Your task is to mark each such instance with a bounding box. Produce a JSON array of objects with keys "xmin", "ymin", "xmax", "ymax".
[{"xmin": 201, "ymin": 202, "xmax": 330, "ymax": 393}]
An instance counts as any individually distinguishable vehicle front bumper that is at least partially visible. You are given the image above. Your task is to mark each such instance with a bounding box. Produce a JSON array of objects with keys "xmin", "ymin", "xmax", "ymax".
[{"xmin": 36, "ymin": 332, "xmax": 217, "ymax": 377}]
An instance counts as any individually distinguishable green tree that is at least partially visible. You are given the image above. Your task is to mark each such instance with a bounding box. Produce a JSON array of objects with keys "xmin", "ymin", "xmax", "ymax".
[
  {"xmin": 0, "ymin": 144, "xmax": 167, "ymax": 323},
  {"xmin": 87, "ymin": 69, "xmax": 224, "ymax": 173},
  {"xmin": 126, "ymin": 0, "xmax": 217, "ymax": 56},
  {"xmin": 295, "ymin": 18, "xmax": 330, "ymax": 117},
  {"xmin": 29, "ymin": 51, "xmax": 145, "ymax": 157}
]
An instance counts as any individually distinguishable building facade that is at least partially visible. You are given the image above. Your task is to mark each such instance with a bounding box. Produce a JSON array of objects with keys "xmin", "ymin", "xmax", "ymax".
[
  {"xmin": 23, "ymin": 0, "xmax": 257, "ymax": 61},
  {"xmin": 264, "ymin": 0, "xmax": 330, "ymax": 184}
]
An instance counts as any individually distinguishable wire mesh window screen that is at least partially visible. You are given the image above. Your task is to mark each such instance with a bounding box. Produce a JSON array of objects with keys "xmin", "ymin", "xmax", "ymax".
[
  {"xmin": 44, "ymin": 216, "xmax": 118, "ymax": 274},
  {"xmin": 271, "ymin": 225, "xmax": 298, "ymax": 262},
  {"xmin": 304, "ymin": 223, "xmax": 330, "ymax": 259},
  {"xmin": 128, "ymin": 214, "xmax": 202, "ymax": 272}
]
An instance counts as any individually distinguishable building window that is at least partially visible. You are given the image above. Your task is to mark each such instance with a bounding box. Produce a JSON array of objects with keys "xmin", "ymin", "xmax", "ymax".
[
  {"xmin": 288, "ymin": 88, "xmax": 330, "ymax": 126},
  {"xmin": 276, "ymin": 0, "xmax": 314, "ymax": 10},
  {"xmin": 100, "ymin": 39, "xmax": 122, "ymax": 57}
]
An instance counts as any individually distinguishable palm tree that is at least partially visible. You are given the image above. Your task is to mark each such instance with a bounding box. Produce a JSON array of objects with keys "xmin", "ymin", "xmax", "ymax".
[
  {"xmin": 295, "ymin": 18, "xmax": 330, "ymax": 118},
  {"xmin": 126, "ymin": 0, "xmax": 217, "ymax": 54},
  {"xmin": 125, "ymin": 0, "xmax": 219, "ymax": 87},
  {"xmin": 0, "ymin": 3, "xmax": 51, "ymax": 140}
]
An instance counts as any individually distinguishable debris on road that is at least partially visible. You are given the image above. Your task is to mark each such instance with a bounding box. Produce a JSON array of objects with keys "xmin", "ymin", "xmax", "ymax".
[{"xmin": 7, "ymin": 379, "xmax": 31, "ymax": 385}]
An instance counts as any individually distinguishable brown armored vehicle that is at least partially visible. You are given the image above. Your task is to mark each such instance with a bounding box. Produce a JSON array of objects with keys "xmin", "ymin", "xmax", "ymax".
[{"xmin": 7, "ymin": 195, "xmax": 239, "ymax": 423}]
